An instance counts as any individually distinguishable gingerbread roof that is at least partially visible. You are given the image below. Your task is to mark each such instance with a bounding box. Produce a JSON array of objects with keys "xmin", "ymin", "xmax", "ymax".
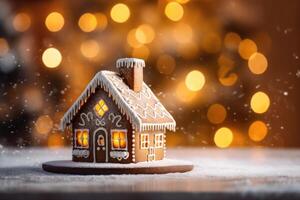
[{"xmin": 61, "ymin": 70, "xmax": 176, "ymax": 132}]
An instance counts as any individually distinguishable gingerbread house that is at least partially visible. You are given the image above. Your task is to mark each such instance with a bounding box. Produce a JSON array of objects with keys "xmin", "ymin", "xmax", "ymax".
[{"xmin": 61, "ymin": 58, "xmax": 176, "ymax": 163}]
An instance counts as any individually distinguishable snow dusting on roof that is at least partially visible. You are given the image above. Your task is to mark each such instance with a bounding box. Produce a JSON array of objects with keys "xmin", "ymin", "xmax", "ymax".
[{"xmin": 61, "ymin": 71, "xmax": 176, "ymax": 132}]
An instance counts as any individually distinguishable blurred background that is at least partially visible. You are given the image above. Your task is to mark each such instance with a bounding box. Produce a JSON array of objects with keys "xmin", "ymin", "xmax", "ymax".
[{"xmin": 0, "ymin": 0, "xmax": 299, "ymax": 149}]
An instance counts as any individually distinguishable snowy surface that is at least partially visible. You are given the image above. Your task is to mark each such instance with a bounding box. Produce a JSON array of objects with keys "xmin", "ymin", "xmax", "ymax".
[{"xmin": 1, "ymin": 147, "xmax": 300, "ymax": 193}]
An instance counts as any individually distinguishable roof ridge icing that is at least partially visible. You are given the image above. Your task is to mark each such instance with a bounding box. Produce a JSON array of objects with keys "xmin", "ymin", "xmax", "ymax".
[{"xmin": 60, "ymin": 70, "xmax": 176, "ymax": 132}]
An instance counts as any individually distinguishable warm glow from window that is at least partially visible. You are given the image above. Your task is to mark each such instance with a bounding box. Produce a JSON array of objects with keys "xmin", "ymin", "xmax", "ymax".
[
  {"xmin": 78, "ymin": 13, "xmax": 97, "ymax": 32},
  {"xmin": 13, "ymin": 13, "xmax": 31, "ymax": 32},
  {"xmin": 250, "ymin": 91, "xmax": 270, "ymax": 114},
  {"xmin": 110, "ymin": 3, "xmax": 130, "ymax": 23},
  {"xmin": 42, "ymin": 47, "xmax": 62, "ymax": 68},
  {"xmin": 112, "ymin": 130, "xmax": 127, "ymax": 150},
  {"xmin": 214, "ymin": 127, "xmax": 233, "ymax": 148},
  {"xmin": 94, "ymin": 99, "xmax": 109, "ymax": 117},
  {"xmin": 248, "ymin": 52, "xmax": 268, "ymax": 75},
  {"xmin": 164, "ymin": 2, "xmax": 184, "ymax": 21},
  {"xmin": 135, "ymin": 24, "xmax": 155, "ymax": 44},
  {"xmin": 75, "ymin": 129, "xmax": 89, "ymax": 148},
  {"xmin": 45, "ymin": 12, "xmax": 64, "ymax": 32},
  {"xmin": 238, "ymin": 39, "xmax": 257, "ymax": 60},
  {"xmin": 155, "ymin": 133, "xmax": 164, "ymax": 148},
  {"xmin": 248, "ymin": 121, "xmax": 268, "ymax": 142},
  {"xmin": 140, "ymin": 134, "xmax": 149, "ymax": 149},
  {"xmin": 80, "ymin": 40, "xmax": 100, "ymax": 59},
  {"xmin": 185, "ymin": 70, "xmax": 205, "ymax": 91},
  {"xmin": 207, "ymin": 104, "xmax": 227, "ymax": 124}
]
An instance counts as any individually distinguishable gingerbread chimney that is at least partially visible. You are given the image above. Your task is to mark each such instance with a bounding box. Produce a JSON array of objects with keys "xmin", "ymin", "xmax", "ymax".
[{"xmin": 116, "ymin": 58, "xmax": 145, "ymax": 92}]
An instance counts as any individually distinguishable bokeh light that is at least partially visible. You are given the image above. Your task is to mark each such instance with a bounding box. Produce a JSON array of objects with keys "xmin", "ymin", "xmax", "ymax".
[
  {"xmin": 95, "ymin": 12, "xmax": 108, "ymax": 31},
  {"xmin": 224, "ymin": 32, "xmax": 241, "ymax": 50},
  {"xmin": 214, "ymin": 127, "xmax": 233, "ymax": 148},
  {"xmin": 250, "ymin": 91, "xmax": 270, "ymax": 114},
  {"xmin": 45, "ymin": 12, "xmax": 64, "ymax": 32},
  {"xmin": 35, "ymin": 115, "xmax": 53, "ymax": 135},
  {"xmin": 110, "ymin": 3, "xmax": 130, "ymax": 23},
  {"xmin": 248, "ymin": 52, "xmax": 268, "ymax": 74},
  {"xmin": 173, "ymin": 23, "xmax": 193, "ymax": 44},
  {"xmin": 42, "ymin": 47, "xmax": 62, "ymax": 68},
  {"xmin": 202, "ymin": 32, "xmax": 222, "ymax": 53},
  {"xmin": 175, "ymin": 0, "xmax": 190, "ymax": 4},
  {"xmin": 156, "ymin": 54, "xmax": 176, "ymax": 75},
  {"xmin": 48, "ymin": 133, "xmax": 64, "ymax": 148},
  {"xmin": 248, "ymin": 120, "xmax": 268, "ymax": 142},
  {"xmin": 176, "ymin": 82, "xmax": 197, "ymax": 103},
  {"xmin": 78, "ymin": 13, "xmax": 97, "ymax": 32},
  {"xmin": 23, "ymin": 88, "xmax": 43, "ymax": 112},
  {"xmin": 164, "ymin": 2, "xmax": 184, "ymax": 22},
  {"xmin": 185, "ymin": 70, "xmax": 205, "ymax": 91},
  {"xmin": 132, "ymin": 45, "xmax": 150, "ymax": 60},
  {"xmin": 135, "ymin": 24, "xmax": 155, "ymax": 44},
  {"xmin": 207, "ymin": 104, "xmax": 227, "ymax": 124},
  {"xmin": 13, "ymin": 13, "xmax": 31, "ymax": 32},
  {"xmin": 0, "ymin": 38, "xmax": 9, "ymax": 56},
  {"xmin": 127, "ymin": 29, "xmax": 142, "ymax": 48},
  {"xmin": 80, "ymin": 40, "xmax": 100, "ymax": 59},
  {"xmin": 238, "ymin": 39, "xmax": 258, "ymax": 60}
]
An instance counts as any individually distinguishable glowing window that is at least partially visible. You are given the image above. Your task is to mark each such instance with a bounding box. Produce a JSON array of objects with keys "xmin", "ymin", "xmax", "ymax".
[
  {"xmin": 94, "ymin": 99, "xmax": 108, "ymax": 117},
  {"xmin": 111, "ymin": 130, "xmax": 127, "ymax": 150},
  {"xmin": 140, "ymin": 134, "xmax": 149, "ymax": 149},
  {"xmin": 155, "ymin": 133, "xmax": 164, "ymax": 148},
  {"xmin": 75, "ymin": 129, "xmax": 89, "ymax": 148}
]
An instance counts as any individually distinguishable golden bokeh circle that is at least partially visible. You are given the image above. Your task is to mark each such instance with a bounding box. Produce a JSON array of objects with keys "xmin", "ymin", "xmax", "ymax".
[
  {"xmin": 224, "ymin": 32, "xmax": 241, "ymax": 50},
  {"xmin": 248, "ymin": 52, "xmax": 268, "ymax": 75},
  {"xmin": 35, "ymin": 115, "xmax": 53, "ymax": 135},
  {"xmin": 248, "ymin": 120, "xmax": 268, "ymax": 142},
  {"xmin": 78, "ymin": 13, "xmax": 97, "ymax": 32},
  {"xmin": 185, "ymin": 70, "xmax": 205, "ymax": 91},
  {"xmin": 13, "ymin": 13, "xmax": 31, "ymax": 32},
  {"xmin": 135, "ymin": 24, "xmax": 155, "ymax": 44},
  {"xmin": 80, "ymin": 40, "xmax": 100, "ymax": 59},
  {"xmin": 110, "ymin": 3, "xmax": 130, "ymax": 23},
  {"xmin": 214, "ymin": 127, "xmax": 233, "ymax": 148},
  {"xmin": 164, "ymin": 2, "xmax": 184, "ymax": 22},
  {"xmin": 45, "ymin": 12, "xmax": 64, "ymax": 32},
  {"xmin": 250, "ymin": 91, "xmax": 270, "ymax": 114},
  {"xmin": 207, "ymin": 104, "xmax": 227, "ymax": 124},
  {"xmin": 238, "ymin": 39, "xmax": 257, "ymax": 60},
  {"xmin": 132, "ymin": 45, "xmax": 150, "ymax": 60},
  {"xmin": 42, "ymin": 47, "xmax": 62, "ymax": 68}
]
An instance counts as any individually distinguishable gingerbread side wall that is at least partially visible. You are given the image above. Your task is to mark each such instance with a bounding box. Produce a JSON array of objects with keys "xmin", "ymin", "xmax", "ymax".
[{"xmin": 133, "ymin": 130, "xmax": 166, "ymax": 163}]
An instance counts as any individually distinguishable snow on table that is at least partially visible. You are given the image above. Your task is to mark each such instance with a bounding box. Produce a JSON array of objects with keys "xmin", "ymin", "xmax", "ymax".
[{"xmin": 1, "ymin": 147, "xmax": 300, "ymax": 199}]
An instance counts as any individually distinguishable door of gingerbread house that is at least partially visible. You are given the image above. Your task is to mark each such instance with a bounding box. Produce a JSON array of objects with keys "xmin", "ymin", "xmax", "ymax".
[
  {"xmin": 93, "ymin": 127, "xmax": 108, "ymax": 162},
  {"xmin": 148, "ymin": 146, "xmax": 155, "ymax": 161}
]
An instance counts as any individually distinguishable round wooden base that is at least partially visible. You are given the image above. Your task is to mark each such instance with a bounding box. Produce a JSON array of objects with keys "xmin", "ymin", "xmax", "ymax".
[{"xmin": 42, "ymin": 159, "xmax": 193, "ymax": 175}]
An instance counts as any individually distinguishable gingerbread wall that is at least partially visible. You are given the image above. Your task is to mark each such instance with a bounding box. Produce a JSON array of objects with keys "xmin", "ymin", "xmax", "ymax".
[
  {"xmin": 133, "ymin": 130, "xmax": 166, "ymax": 163},
  {"xmin": 71, "ymin": 87, "xmax": 133, "ymax": 163}
]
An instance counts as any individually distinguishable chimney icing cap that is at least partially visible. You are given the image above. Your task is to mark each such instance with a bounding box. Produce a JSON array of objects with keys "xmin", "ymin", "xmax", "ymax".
[{"xmin": 116, "ymin": 58, "xmax": 145, "ymax": 68}]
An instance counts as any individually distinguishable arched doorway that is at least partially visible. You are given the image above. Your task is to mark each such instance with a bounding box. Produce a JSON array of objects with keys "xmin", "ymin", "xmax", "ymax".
[{"xmin": 93, "ymin": 127, "xmax": 108, "ymax": 163}]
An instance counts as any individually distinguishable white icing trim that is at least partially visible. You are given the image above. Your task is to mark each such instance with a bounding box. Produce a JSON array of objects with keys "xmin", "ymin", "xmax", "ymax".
[
  {"xmin": 60, "ymin": 71, "xmax": 176, "ymax": 132},
  {"xmin": 116, "ymin": 58, "xmax": 145, "ymax": 68}
]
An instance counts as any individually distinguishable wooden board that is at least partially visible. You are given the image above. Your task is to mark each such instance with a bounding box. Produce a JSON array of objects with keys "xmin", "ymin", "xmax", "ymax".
[{"xmin": 42, "ymin": 159, "xmax": 193, "ymax": 175}]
